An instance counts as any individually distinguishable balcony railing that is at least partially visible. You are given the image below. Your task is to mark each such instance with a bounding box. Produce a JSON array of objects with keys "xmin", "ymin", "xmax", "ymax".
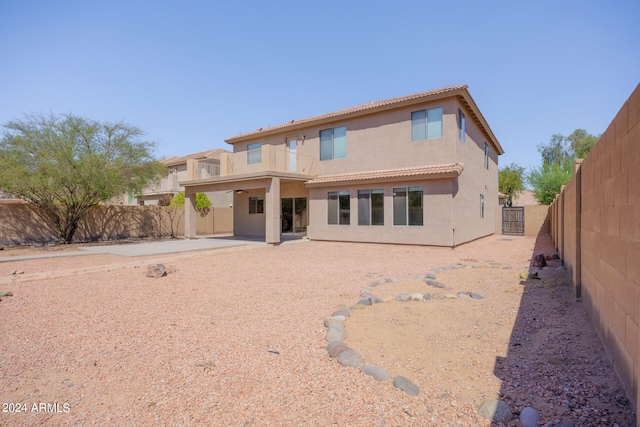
[
  {"xmin": 192, "ymin": 146, "xmax": 317, "ymax": 180},
  {"xmin": 198, "ymin": 162, "xmax": 220, "ymax": 179}
]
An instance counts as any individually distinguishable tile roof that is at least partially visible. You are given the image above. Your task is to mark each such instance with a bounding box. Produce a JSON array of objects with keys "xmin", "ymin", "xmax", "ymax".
[
  {"xmin": 226, "ymin": 85, "xmax": 468, "ymax": 143},
  {"xmin": 161, "ymin": 148, "xmax": 230, "ymax": 166},
  {"xmin": 305, "ymin": 163, "xmax": 464, "ymax": 187}
]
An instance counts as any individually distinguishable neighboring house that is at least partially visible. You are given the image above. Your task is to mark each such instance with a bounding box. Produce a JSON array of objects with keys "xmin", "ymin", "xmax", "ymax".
[
  {"xmin": 123, "ymin": 148, "xmax": 233, "ymax": 208},
  {"xmin": 181, "ymin": 85, "xmax": 504, "ymax": 246}
]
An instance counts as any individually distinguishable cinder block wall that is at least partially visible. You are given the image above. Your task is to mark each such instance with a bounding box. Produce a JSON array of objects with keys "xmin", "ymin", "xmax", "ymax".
[
  {"xmin": 550, "ymin": 83, "xmax": 640, "ymax": 418},
  {"xmin": 0, "ymin": 204, "xmax": 233, "ymax": 245}
]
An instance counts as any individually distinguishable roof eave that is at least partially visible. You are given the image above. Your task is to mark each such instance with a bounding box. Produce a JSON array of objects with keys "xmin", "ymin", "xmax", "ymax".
[{"xmin": 225, "ymin": 86, "xmax": 469, "ymax": 144}]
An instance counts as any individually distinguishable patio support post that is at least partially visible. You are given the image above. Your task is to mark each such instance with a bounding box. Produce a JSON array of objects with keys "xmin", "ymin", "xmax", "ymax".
[
  {"xmin": 184, "ymin": 189, "xmax": 197, "ymax": 239},
  {"xmin": 265, "ymin": 177, "xmax": 281, "ymax": 245}
]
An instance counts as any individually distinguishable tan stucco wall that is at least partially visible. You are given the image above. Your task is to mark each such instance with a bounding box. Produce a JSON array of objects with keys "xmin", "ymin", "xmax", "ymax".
[
  {"xmin": 235, "ymin": 98, "xmax": 485, "ymax": 176},
  {"xmin": 307, "ymin": 179, "xmax": 456, "ymax": 246},
  {"xmin": 0, "ymin": 204, "xmax": 233, "ymax": 245},
  {"xmin": 227, "ymin": 95, "xmax": 499, "ymax": 247},
  {"xmin": 549, "ymin": 83, "xmax": 640, "ymax": 418}
]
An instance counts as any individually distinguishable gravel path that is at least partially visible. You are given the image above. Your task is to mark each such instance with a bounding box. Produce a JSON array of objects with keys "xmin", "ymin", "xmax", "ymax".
[{"xmin": 0, "ymin": 235, "xmax": 635, "ymax": 426}]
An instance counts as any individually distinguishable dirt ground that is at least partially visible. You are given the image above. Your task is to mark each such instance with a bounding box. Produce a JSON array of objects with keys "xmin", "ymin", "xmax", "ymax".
[{"xmin": 0, "ymin": 235, "xmax": 636, "ymax": 426}]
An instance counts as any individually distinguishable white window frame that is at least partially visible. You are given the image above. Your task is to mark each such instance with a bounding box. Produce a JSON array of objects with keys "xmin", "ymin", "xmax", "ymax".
[
  {"xmin": 357, "ymin": 189, "xmax": 384, "ymax": 226},
  {"xmin": 320, "ymin": 126, "xmax": 347, "ymax": 161},
  {"xmin": 411, "ymin": 107, "xmax": 443, "ymax": 141},
  {"xmin": 393, "ymin": 186, "xmax": 423, "ymax": 226},
  {"xmin": 458, "ymin": 108, "xmax": 466, "ymax": 142},
  {"xmin": 327, "ymin": 191, "xmax": 350, "ymax": 225},
  {"xmin": 247, "ymin": 142, "xmax": 262, "ymax": 165}
]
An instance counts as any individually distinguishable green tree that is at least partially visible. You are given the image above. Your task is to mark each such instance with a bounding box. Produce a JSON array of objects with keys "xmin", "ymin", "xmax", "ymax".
[
  {"xmin": 498, "ymin": 163, "xmax": 525, "ymax": 206},
  {"xmin": 0, "ymin": 113, "xmax": 165, "ymax": 243},
  {"xmin": 566, "ymin": 129, "xmax": 599, "ymax": 159},
  {"xmin": 530, "ymin": 129, "xmax": 600, "ymax": 204},
  {"xmin": 170, "ymin": 192, "xmax": 211, "ymax": 210},
  {"xmin": 527, "ymin": 159, "xmax": 574, "ymax": 205},
  {"xmin": 537, "ymin": 133, "xmax": 573, "ymax": 166},
  {"xmin": 165, "ymin": 192, "xmax": 212, "ymax": 238}
]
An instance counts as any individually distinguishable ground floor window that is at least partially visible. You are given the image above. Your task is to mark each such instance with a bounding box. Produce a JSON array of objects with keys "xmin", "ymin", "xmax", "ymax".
[
  {"xmin": 249, "ymin": 197, "xmax": 264, "ymax": 214},
  {"xmin": 393, "ymin": 186, "xmax": 423, "ymax": 226},
  {"xmin": 328, "ymin": 191, "xmax": 350, "ymax": 225},
  {"xmin": 358, "ymin": 189, "xmax": 384, "ymax": 225}
]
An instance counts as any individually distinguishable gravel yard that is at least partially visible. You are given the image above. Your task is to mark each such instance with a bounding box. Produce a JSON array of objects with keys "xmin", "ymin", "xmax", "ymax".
[{"xmin": 0, "ymin": 235, "xmax": 635, "ymax": 426}]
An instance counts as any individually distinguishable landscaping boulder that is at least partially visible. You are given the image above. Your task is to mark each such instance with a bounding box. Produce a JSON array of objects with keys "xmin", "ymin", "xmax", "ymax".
[{"xmin": 146, "ymin": 263, "xmax": 166, "ymax": 278}]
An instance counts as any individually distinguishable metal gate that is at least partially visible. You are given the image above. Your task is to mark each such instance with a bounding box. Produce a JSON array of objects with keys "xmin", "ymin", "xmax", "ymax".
[{"xmin": 502, "ymin": 207, "xmax": 524, "ymax": 236}]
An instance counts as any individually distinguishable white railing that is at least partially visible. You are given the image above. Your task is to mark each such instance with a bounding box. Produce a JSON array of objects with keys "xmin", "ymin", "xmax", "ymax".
[{"xmin": 198, "ymin": 162, "xmax": 221, "ymax": 179}]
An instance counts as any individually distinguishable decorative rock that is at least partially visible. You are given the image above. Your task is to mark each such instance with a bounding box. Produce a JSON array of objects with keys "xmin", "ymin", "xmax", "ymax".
[
  {"xmin": 478, "ymin": 399, "xmax": 513, "ymax": 423},
  {"xmin": 457, "ymin": 292, "xmax": 472, "ymax": 299},
  {"xmin": 395, "ymin": 294, "xmax": 411, "ymax": 302},
  {"xmin": 368, "ymin": 296, "xmax": 384, "ymax": 304},
  {"xmin": 332, "ymin": 308, "xmax": 351, "ymax": 318},
  {"xmin": 145, "ymin": 263, "xmax": 166, "ymax": 278},
  {"xmin": 337, "ymin": 349, "xmax": 364, "ymax": 367},
  {"xmin": 444, "ymin": 294, "xmax": 457, "ymax": 299},
  {"xmin": 325, "ymin": 325, "xmax": 347, "ymax": 342},
  {"xmin": 360, "ymin": 364, "xmax": 390, "ymax": 381},
  {"xmin": 326, "ymin": 341, "xmax": 350, "ymax": 358},
  {"xmin": 519, "ymin": 406, "xmax": 541, "ymax": 427},
  {"xmin": 425, "ymin": 272, "xmax": 436, "ymax": 279},
  {"xmin": 9, "ymin": 270, "xmax": 17, "ymax": 275},
  {"xmin": 423, "ymin": 293, "xmax": 431, "ymax": 301},
  {"xmin": 323, "ymin": 317, "xmax": 345, "ymax": 328},
  {"xmin": 360, "ymin": 290, "xmax": 374, "ymax": 298},
  {"xmin": 532, "ymin": 253, "xmax": 547, "ymax": 267},
  {"xmin": 356, "ymin": 298, "xmax": 372, "ymax": 306},
  {"xmin": 469, "ymin": 292, "xmax": 484, "ymax": 300},
  {"xmin": 410, "ymin": 293, "xmax": 423, "ymax": 301},
  {"xmin": 412, "ymin": 275, "xmax": 425, "ymax": 280},
  {"xmin": 425, "ymin": 279, "xmax": 445, "ymax": 288},
  {"xmin": 386, "ymin": 277, "xmax": 401, "ymax": 283},
  {"xmin": 369, "ymin": 279, "xmax": 386, "ymax": 287},
  {"xmin": 392, "ymin": 376, "xmax": 419, "ymax": 396},
  {"xmin": 0, "ymin": 290, "xmax": 13, "ymax": 297},
  {"xmin": 519, "ymin": 272, "xmax": 529, "ymax": 279}
]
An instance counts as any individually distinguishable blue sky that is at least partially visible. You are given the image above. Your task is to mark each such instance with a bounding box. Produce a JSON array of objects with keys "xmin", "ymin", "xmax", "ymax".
[{"xmin": 1, "ymin": 0, "xmax": 638, "ymax": 172}]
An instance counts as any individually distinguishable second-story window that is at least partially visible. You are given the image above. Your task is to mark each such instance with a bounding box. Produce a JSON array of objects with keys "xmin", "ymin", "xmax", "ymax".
[
  {"xmin": 458, "ymin": 108, "xmax": 466, "ymax": 142},
  {"xmin": 247, "ymin": 142, "xmax": 262, "ymax": 165},
  {"xmin": 411, "ymin": 107, "xmax": 443, "ymax": 141},
  {"xmin": 484, "ymin": 142, "xmax": 489, "ymax": 170},
  {"xmin": 320, "ymin": 126, "xmax": 346, "ymax": 161}
]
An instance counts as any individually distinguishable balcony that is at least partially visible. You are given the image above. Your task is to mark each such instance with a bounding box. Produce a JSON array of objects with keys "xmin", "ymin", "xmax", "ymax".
[{"xmin": 188, "ymin": 145, "xmax": 317, "ymax": 180}]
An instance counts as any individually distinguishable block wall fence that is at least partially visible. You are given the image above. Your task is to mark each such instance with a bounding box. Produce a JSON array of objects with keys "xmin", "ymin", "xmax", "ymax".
[
  {"xmin": 0, "ymin": 204, "xmax": 232, "ymax": 245},
  {"xmin": 550, "ymin": 83, "xmax": 639, "ymax": 419}
]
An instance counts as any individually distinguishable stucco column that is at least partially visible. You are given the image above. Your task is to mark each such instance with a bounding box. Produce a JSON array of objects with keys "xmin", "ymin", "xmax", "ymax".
[
  {"xmin": 265, "ymin": 177, "xmax": 281, "ymax": 245},
  {"xmin": 184, "ymin": 189, "xmax": 197, "ymax": 239}
]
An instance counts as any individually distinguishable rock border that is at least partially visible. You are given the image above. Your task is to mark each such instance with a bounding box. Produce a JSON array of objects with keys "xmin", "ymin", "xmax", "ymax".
[{"xmin": 323, "ymin": 264, "xmax": 493, "ymax": 398}]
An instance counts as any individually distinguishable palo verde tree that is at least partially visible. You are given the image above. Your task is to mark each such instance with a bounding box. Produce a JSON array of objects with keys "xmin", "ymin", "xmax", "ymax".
[
  {"xmin": 0, "ymin": 113, "xmax": 165, "ymax": 243},
  {"xmin": 498, "ymin": 163, "xmax": 525, "ymax": 207}
]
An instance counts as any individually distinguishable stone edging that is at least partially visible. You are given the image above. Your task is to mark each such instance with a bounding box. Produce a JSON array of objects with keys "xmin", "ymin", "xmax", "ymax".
[{"xmin": 323, "ymin": 264, "xmax": 490, "ymax": 397}]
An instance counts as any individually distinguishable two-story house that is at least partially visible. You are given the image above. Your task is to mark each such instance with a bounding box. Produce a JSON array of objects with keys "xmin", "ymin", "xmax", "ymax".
[
  {"xmin": 181, "ymin": 85, "xmax": 503, "ymax": 246},
  {"xmin": 126, "ymin": 148, "xmax": 232, "ymax": 207}
]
